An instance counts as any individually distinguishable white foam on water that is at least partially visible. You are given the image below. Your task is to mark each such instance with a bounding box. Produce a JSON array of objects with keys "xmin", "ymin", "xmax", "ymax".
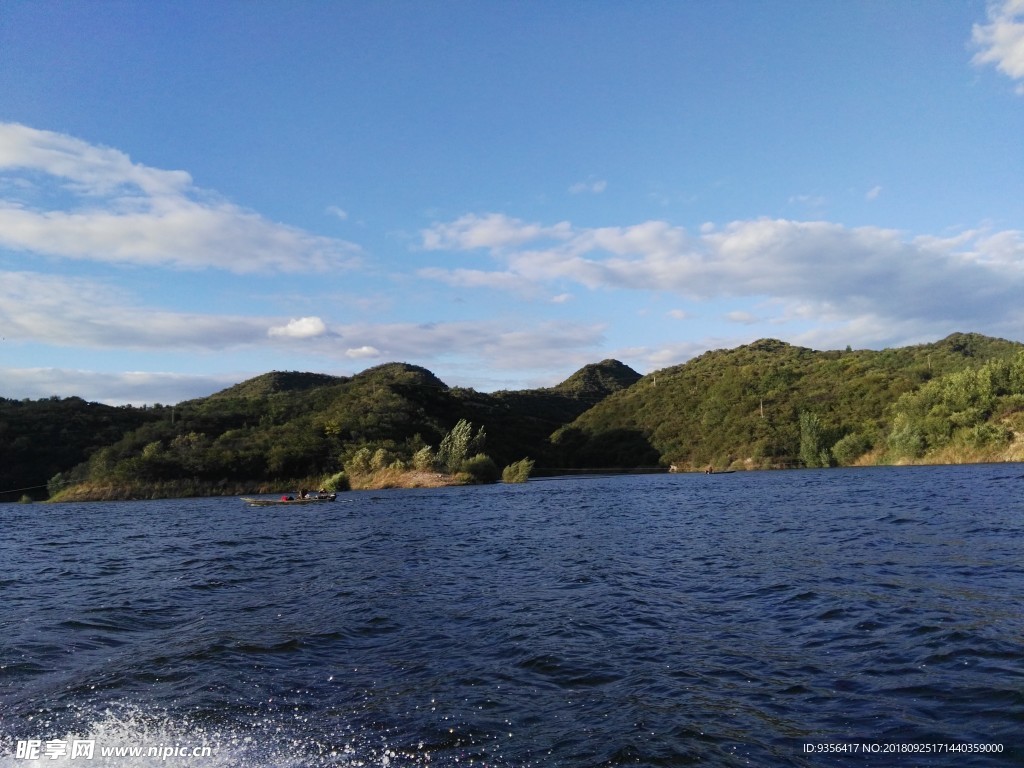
[{"xmin": 0, "ymin": 704, "xmax": 441, "ymax": 768}]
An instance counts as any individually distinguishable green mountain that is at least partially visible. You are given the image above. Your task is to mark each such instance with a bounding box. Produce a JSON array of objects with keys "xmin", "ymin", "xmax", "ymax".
[
  {"xmin": 207, "ymin": 370, "xmax": 345, "ymax": 400},
  {"xmin": 559, "ymin": 332, "xmax": 1024, "ymax": 470},
  {"xmin": 9, "ymin": 332, "xmax": 1024, "ymax": 501},
  {"xmin": 44, "ymin": 359, "xmax": 640, "ymax": 498},
  {"xmin": 0, "ymin": 397, "xmax": 159, "ymax": 501},
  {"xmin": 552, "ymin": 359, "xmax": 644, "ymax": 399}
]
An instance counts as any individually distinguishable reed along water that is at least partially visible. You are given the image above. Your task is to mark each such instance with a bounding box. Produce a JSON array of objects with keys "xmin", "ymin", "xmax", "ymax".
[{"xmin": 2, "ymin": 465, "xmax": 1022, "ymax": 767}]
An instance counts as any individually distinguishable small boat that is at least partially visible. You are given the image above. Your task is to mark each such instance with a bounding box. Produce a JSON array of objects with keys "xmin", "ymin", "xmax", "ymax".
[{"xmin": 242, "ymin": 493, "xmax": 337, "ymax": 507}]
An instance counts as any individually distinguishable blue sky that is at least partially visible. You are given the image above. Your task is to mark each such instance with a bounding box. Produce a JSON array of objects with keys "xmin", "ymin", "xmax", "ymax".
[{"xmin": 1, "ymin": 1, "xmax": 1022, "ymax": 405}]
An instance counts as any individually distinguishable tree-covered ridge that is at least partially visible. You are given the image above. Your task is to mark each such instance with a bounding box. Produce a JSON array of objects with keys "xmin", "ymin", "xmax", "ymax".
[
  {"xmin": 43, "ymin": 359, "xmax": 641, "ymax": 499},
  {"xmin": 885, "ymin": 352, "xmax": 1024, "ymax": 463},
  {"xmin": 206, "ymin": 370, "xmax": 346, "ymax": 400},
  {"xmin": 551, "ymin": 359, "xmax": 643, "ymax": 400},
  {"xmin": 10, "ymin": 333, "xmax": 1024, "ymax": 502},
  {"xmin": 0, "ymin": 397, "xmax": 159, "ymax": 501},
  {"xmin": 563, "ymin": 333, "xmax": 1024, "ymax": 470}
]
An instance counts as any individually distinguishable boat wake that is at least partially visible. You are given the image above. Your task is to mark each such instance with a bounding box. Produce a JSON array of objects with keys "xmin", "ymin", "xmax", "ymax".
[{"xmin": 0, "ymin": 702, "xmax": 438, "ymax": 768}]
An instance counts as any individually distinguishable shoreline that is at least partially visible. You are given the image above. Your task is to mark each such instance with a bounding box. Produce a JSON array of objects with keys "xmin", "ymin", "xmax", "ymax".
[{"xmin": 42, "ymin": 455, "xmax": 1024, "ymax": 502}]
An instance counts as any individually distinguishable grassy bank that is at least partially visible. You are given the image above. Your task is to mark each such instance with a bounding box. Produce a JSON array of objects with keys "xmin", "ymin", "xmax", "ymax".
[
  {"xmin": 51, "ymin": 479, "xmax": 310, "ymax": 502},
  {"xmin": 49, "ymin": 470, "xmax": 479, "ymax": 501},
  {"xmin": 345, "ymin": 468, "xmax": 475, "ymax": 490}
]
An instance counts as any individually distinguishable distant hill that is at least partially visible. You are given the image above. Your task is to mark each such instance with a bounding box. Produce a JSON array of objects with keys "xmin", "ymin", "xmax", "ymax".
[
  {"xmin": 0, "ymin": 396, "xmax": 159, "ymax": 501},
  {"xmin": 207, "ymin": 370, "xmax": 346, "ymax": 400},
  {"xmin": 43, "ymin": 358, "xmax": 642, "ymax": 498},
  {"xmin": 559, "ymin": 332, "xmax": 1024, "ymax": 470},
  {"xmin": 11, "ymin": 332, "xmax": 1024, "ymax": 501},
  {"xmin": 552, "ymin": 359, "xmax": 643, "ymax": 400}
]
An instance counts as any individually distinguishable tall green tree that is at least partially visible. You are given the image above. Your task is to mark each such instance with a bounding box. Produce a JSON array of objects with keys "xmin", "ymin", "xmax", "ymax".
[
  {"xmin": 436, "ymin": 418, "xmax": 486, "ymax": 473},
  {"xmin": 799, "ymin": 411, "xmax": 830, "ymax": 468}
]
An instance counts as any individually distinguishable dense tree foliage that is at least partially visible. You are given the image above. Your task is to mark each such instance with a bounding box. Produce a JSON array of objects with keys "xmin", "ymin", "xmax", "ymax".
[
  {"xmin": 502, "ymin": 457, "xmax": 535, "ymax": 483},
  {"xmin": 435, "ymin": 418, "xmax": 487, "ymax": 473},
  {"xmin": 566, "ymin": 333, "xmax": 1024, "ymax": 470},
  {"xmin": 31, "ymin": 360, "xmax": 638, "ymax": 499},
  {"xmin": 0, "ymin": 397, "xmax": 159, "ymax": 501},
  {"xmin": 883, "ymin": 350, "xmax": 1024, "ymax": 462},
  {"xmin": 9, "ymin": 333, "xmax": 1024, "ymax": 501}
]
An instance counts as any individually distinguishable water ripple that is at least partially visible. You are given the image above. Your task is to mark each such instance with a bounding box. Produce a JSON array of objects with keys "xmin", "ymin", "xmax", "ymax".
[{"xmin": 2, "ymin": 466, "xmax": 1023, "ymax": 766}]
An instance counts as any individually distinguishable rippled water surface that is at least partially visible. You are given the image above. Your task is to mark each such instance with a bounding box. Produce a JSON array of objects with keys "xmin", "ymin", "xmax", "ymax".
[{"xmin": 2, "ymin": 466, "xmax": 1023, "ymax": 766}]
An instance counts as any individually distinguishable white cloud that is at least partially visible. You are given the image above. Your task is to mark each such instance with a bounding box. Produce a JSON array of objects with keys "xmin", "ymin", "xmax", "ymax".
[
  {"xmin": 326, "ymin": 205, "xmax": 349, "ymax": 220},
  {"xmin": 551, "ymin": 293, "xmax": 574, "ymax": 304},
  {"xmin": 726, "ymin": 310, "xmax": 759, "ymax": 325},
  {"xmin": 0, "ymin": 367, "xmax": 237, "ymax": 406},
  {"xmin": 0, "ymin": 271, "xmax": 270, "ymax": 349},
  {"xmin": 865, "ymin": 185, "xmax": 883, "ymax": 201},
  {"xmin": 642, "ymin": 339, "xmax": 715, "ymax": 370},
  {"xmin": 569, "ymin": 178, "xmax": 608, "ymax": 194},
  {"xmin": 0, "ymin": 268, "xmax": 610, "ymax": 375},
  {"xmin": 973, "ymin": 0, "xmax": 1024, "ymax": 92},
  {"xmin": 0, "ymin": 123, "xmax": 363, "ymax": 273},
  {"xmin": 419, "ymin": 213, "xmax": 1024, "ymax": 342},
  {"xmin": 318, "ymin": 319, "xmax": 607, "ymax": 375},
  {"xmin": 417, "ymin": 266, "xmax": 540, "ymax": 294},
  {"xmin": 0, "ymin": 123, "xmax": 192, "ymax": 197},
  {"xmin": 268, "ymin": 316, "xmax": 328, "ymax": 339},
  {"xmin": 345, "ymin": 345, "xmax": 381, "ymax": 358},
  {"xmin": 666, "ymin": 309, "xmax": 691, "ymax": 320},
  {"xmin": 421, "ymin": 212, "xmax": 572, "ymax": 251}
]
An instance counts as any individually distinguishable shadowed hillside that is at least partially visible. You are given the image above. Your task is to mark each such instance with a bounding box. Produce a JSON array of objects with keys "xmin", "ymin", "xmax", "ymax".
[
  {"xmin": 43, "ymin": 359, "xmax": 641, "ymax": 499},
  {"xmin": 0, "ymin": 397, "xmax": 160, "ymax": 501},
  {"xmin": 12, "ymin": 333, "xmax": 1024, "ymax": 501},
  {"xmin": 559, "ymin": 333, "xmax": 1024, "ymax": 470}
]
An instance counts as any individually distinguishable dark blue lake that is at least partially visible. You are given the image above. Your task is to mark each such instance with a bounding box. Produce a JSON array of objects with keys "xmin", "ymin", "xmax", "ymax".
[{"xmin": 1, "ymin": 465, "xmax": 1022, "ymax": 766}]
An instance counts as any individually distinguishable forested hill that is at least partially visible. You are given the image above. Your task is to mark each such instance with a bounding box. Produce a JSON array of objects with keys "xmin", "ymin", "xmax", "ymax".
[
  {"xmin": 559, "ymin": 332, "xmax": 1024, "ymax": 471},
  {"xmin": 8, "ymin": 333, "xmax": 1024, "ymax": 501},
  {"xmin": 0, "ymin": 397, "xmax": 159, "ymax": 502},
  {"xmin": 206, "ymin": 370, "xmax": 346, "ymax": 400},
  {"xmin": 33, "ymin": 359, "xmax": 640, "ymax": 499}
]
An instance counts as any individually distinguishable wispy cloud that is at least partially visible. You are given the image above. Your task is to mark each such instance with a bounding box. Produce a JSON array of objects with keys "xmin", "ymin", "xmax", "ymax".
[
  {"xmin": 345, "ymin": 345, "xmax": 381, "ymax": 359},
  {"xmin": 0, "ymin": 367, "xmax": 238, "ymax": 406},
  {"xmin": 725, "ymin": 310, "xmax": 759, "ymax": 325},
  {"xmin": 0, "ymin": 271, "xmax": 270, "ymax": 349},
  {"xmin": 569, "ymin": 178, "xmax": 608, "ymax": 195},
  {"xmin": 972, "ymin": 0, "xmax": 1024, "ymax": 93},
  {"xmin": 865, "ymin": 185, "xmax": 883, "ymax": 201},
  {"xmin": 0, "ymin": 268, "xmax": 609, "ymax": 390},
  {"xmin": 316, "ymin": 319, "xmax": 606, "ymax": 373},
  {"xmin": 421, "ymin": 212, "xmax": 572, "ymax": 251},
  {"xmin": 420, "ymin": 213, "xmax": 1024, "ymax": 342},
  {"xmin": 788, "ymin": 193, "xmax": 826, "ymax": 207},
  {"xmin": 0, "ymin": 123, "xmax": 363, "ymax": 273}
]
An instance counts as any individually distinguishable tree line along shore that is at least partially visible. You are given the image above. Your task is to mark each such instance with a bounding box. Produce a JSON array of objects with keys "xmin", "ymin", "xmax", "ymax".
[{"xmin": 5, "ymin": 333, "xmax": 1024, "ymax": 502}]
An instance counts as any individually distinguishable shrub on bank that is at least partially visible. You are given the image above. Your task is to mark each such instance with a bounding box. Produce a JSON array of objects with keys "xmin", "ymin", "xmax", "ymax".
[
  {"xmin": 461, "ymin": 453, "xmax": 499, "ymax": 483},
  {"xmin": 321, "ymin": 471, "xmax": 351, "ymax": 492},
  {"xmin": 502, "ymin": 457, "xmax": 534, "ymax": 483}
]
